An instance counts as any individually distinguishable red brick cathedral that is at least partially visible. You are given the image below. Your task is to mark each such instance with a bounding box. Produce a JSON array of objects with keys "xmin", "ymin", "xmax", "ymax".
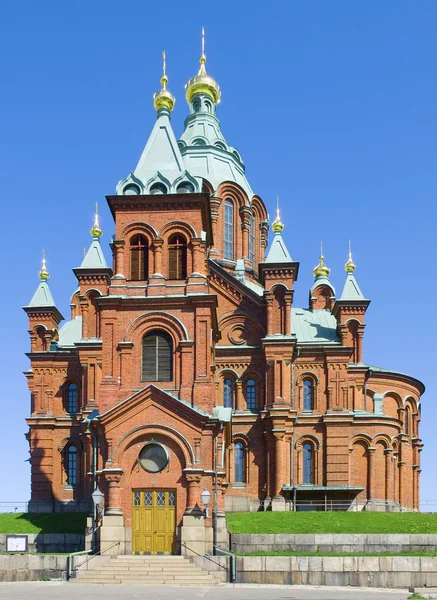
[{"xmin": 24, "ymin": 43, "xmax": 424, "ymax": 553}]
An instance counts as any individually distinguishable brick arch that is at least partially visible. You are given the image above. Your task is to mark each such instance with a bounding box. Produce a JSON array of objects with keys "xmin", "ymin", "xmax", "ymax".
[
  {"xmin": 121, "ymin": 222, "xmax": 158, "ymax": 241},
  {"xmin": 382, "ymin": 391, "xmax": 403, "ymax": 419},
  {"xmin": 218, "ymin": 312, "xmax": 266, "ymax": 345},
  {"xmin": 216, "ymin": 367, "xmax": 239, "ymax": 381},
  {"xmin": 232, "ymin": 432, "xmax": 250, "ymax": 446},
  {"xmin": 111, "ymin": 424, "xmax": 195, "ymax": 468},
  {"xmin": 159, "ymin": 221, "xmax": 197, "ymax": 240},
  {"xmin": 124, "ymin": 311, "xmax": 189, "ymax": 345},
  {"xmin": 349, "ymin": 433, "xmax": 372, "ymax": 448},
  {"xmin": 372, "ymin": 433, "xmax": 391, "ymax": 448},
  {"xmin": 250, "ymin": 195, "xmax": 268, "ymax": 221},
  {"xmin": 217, "ymin": 181, "xmax": 249, "ymax": 210},
  {"xmin": 58, "ymin": 436, "xmax": 82, "ymax": 453},
  {"xmin": 295, "ymin": 434, "xmax": 321, "ymax": 450},
  {"xmin": 403, "ymin": 395, "xmax": 417, "ymax": 412},
  {"xmin": 33, "ymin": 324, "xmax": 48, "ymax": 351}
]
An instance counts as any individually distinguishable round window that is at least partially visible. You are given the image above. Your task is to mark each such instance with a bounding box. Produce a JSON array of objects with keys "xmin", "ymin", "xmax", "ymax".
[{"xmin": 138, "ymin": 443, "xmax": 169, "ymax": 473}]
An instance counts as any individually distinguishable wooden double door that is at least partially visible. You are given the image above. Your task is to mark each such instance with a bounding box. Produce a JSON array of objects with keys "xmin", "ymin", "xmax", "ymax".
[{"xmin": 132, "ymin": 489, "xmax": 176, "ymax": 555}]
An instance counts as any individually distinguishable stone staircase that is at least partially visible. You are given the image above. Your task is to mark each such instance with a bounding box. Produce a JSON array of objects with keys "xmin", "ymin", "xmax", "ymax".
[{"xmin": 72, "ymin": 554, "xmax": 223, "ymax": 586}]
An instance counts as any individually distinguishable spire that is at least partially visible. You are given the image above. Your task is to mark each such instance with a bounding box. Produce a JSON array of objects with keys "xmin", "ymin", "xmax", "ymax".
[
  {"xmin": 271, "ymin": 197, "xmax": 284, "ymax": 233},
  {"xmin": 78, "ymin": 205, "xmax": 109, "ymax": 270},
  {"xmin": 39, "ymin": 248, "xmax": 50, "ymax": 280},
  {"xmin": 345, "ymin": 240, "xmax": 356, "ymax": 273},
  {"xmin": 153, "ymin": 50, "xmax": 176, "ymax": 115},
  {"xmin": 90, "ymin": 203, "xmax": 103, "ymax": 239},
  {"xmin": 185, "ymin": 27, "xmax": 221, "ymax": 105},
  {"xmin": 265, "ymin": 199, "xmax": 292, "ymax": 263},
  {"xmin": 27, "ymin": 251, "xmax": 57, "ymax": 308},
  {"xmin": 313, "ymin": 242, "xmax": 331, "ymax": 278},
  {"xmin": 339, "ymin": 243, "xmax": 367, "ymax": 301}
]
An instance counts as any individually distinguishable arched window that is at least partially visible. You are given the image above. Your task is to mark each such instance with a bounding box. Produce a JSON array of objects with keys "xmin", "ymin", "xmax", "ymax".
[
  {"xmin": 405, "ymin": 406, "xmax": 410, "ymax": 435},
  {"xmin": 224, "ymin": 379, "xmax": 233, "ymax": 408},
  {"xmin": 303, "ymin": 380, "xmax": 314, "ymax": 411},
  {"xmin": 67, "ymin": 383, "xmax": 77, "ymax": 413},
  {"xmin": 249, "ymin": 214, "xmax": 255, "ymax": 267},
  {"xmin": 67, "ymin": 446, "xmax": 77, "ymax": 487},
  {"xmin": 130, "ymin": 234, "xmax": 148, "ymax": 281},
  {"xmin": 149, "ymin": 183, "xmax": 167, "ymax": 195},
  {"xmin": 234, "ymin": 442, "xmax": 245, "ymax": 483},
  {"xmin": 224, "ymin": 199, "xmax": 234, "ymax": 260},
  {"xmin": 302, "ymin": 443, "xmax": 314, "ymax": 484},
  {"xmin": 142, "ymin": 331, "xmax": 173, "ymax": 382},
  {"xmin": 246, "ymin": 379, "xmax": 256, "ymax": 411},
  {"xmin": 168, "ymin": 233, "xmax": 187, "ymax": 279}
]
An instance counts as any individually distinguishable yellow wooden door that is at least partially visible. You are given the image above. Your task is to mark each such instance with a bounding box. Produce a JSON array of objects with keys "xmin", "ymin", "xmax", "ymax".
[{"xmin": 132, "ymin": 489, "xmax": 176, "ymax": 554}]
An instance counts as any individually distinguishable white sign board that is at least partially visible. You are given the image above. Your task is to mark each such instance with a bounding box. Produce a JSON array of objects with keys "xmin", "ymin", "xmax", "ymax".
[{"xmin": 6, "ymin": 535, "xmax": 28, "ymax": 552}]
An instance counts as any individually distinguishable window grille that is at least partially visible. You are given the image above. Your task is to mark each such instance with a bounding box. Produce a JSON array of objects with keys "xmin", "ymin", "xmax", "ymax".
[{"xmin": 142, "ymin": 331, "xmax": 173, "ymax": 382}]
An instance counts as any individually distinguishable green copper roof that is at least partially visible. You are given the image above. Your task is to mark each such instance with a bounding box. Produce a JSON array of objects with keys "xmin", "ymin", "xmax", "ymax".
[
  {"xmin": 178, "ymin": 98, "xmax": 253, "ymax": 199},
  {"xmin": 311, "ymin": 274, "xmax": 335, "ymax": 296},
  {"xmin": 117, "ymin": 111, "xmax": 200, "ymax": 195},
  {"xmin": 79, "ymin": 237, "xmax": 109, "ymax": 269},
  {"xmin": 339, "ymin": 272, "xmax": 367, "ymax": 301},
  {"xmin": 265, "ymin": 230, "xmax": 292, "ymax": 263},
  {"xmin": 58, "ymin": 316, "xmax": 82, "ymax": 347},
  {"xmin": 291, "ymin": 308, "xmax": 340, "ymax": 344},
  {"xmin": 27, "ymin": 279, "xmax": 57, "ymax": 309}
]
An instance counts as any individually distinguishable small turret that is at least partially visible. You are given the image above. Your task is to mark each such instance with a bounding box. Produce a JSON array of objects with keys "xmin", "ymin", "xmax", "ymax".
[
  {"xmin": 333, "ymin": 242, "xmax": 370, "ymax": 363},
  {"xmin": 23, "ymin": 251, "xmax": 64, "ymax": 351},
  {"xmin": 185, "ymin": 28, "xmax": 221, "ymax": 107},
  {"xmin": 310, "ymin": 243, "xmax": 335, "ymax": 310},
  {"xmin": 73, "ymin": 204, "xmax": 112, "ymax": 289}
]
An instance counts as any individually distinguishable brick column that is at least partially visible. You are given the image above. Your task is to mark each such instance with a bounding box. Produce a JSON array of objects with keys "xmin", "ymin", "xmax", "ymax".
[
  {"xmin": 104, "ymin": 470, "xmax": 123, "ymax": 515},
  {"xmin": 367, "ymin": 447, "xmax": 376, "ymax": 501},
  {"xmin": 385, "ymin": 448, "xmax": 393, "ymax": 501},
  {"xmin": 111, "ymin": 240, "xmax": 126, "ymax": 278},
  {"xmin": 152, "ymin": 239, "xmax": 164, "ymax": 276},
  {"xmin": 235, "ymin": 380, "xmax": 243, "ymax": 411},
  {"xmin": 266, "ymin": 297, "xmax": 273, "ymax": 336},
  {"xmin": 184, "ymin": 473, "xmax": 201, "ymax": 513},
  {"xmin": 209, "ymin": 197, "xmax": 222, "ymax": 259},
  {"xmin": 273, "ymin": 431, "xmax": 285, "ymax": 497}
]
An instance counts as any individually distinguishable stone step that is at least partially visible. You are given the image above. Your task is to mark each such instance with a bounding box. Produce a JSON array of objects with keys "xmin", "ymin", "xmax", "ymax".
[
  {"xmin": 77, "ymin": 572, "xmax": 214, "ymax": 580},
  {"xmin": 116, "ymin": 555, "xmax": 187, "ymax": 560},
  {"xmin": 73, "ymin": 579, "xmax": 219, "ymax": 586},
  {"xmin": 98, "ymin": 567, "xmax": 206, "ymax": 573}
]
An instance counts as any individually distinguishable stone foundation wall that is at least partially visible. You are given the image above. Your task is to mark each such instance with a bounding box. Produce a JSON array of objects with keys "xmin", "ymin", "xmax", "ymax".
[
  {"xmin": 0, "ymin": 533, "xmax": 84, "ymax": 554},
  {"xmin": 237, "ymin": 555, "xmax": 437, "ymax": 588},
  {"xmin": 0, "ymin": 555, "xmax": 68, "ymax": 581},
  {"xmin": 232, "ymin": 533, "xmax": 437, "ymax": 554}
]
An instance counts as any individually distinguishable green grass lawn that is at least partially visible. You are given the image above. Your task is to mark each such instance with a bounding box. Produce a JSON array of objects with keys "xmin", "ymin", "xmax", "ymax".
[
  {"xmin": 239, "ymin": 550, "xmax": 437, "ymax": 557},
  {"xmin": 227, "ymin": 511, "xmax": 437, "ymax": 534},
  {"xmin": 0, "ymin": 512, "xmax": 88, "ymax": 534}
]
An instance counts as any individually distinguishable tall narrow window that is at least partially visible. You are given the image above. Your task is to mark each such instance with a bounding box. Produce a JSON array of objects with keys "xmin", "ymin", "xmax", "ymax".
[
  {"xmin": 224, "ymin": 199, "xmax": 234, "ymax": 260},
  {"xmin": 67, "ymin": 383, "xmax": 77, "ymax": 413},
  {"xmin": 168, "ymin": 233, "xmax": 187, "ymax": 279},
  {"xmin": 67, "ymin": 446, "xmax": 77, "ymax": 487},
  {"xmin": 234, "ymin": 442, "xmax": 245, "ymax": 483},
  {"xmin": 142, "ymin": 331, "xmax": 173, "ymax": 382},
  {"xmin": 130, "ymin": 234, "xmax": 148, "ymax": 281},
  {"xmin": 249, "ymin": 214, "xmax": 255, "ymax": 267},
  {"xmin": 303, "ymin": 380, "xmax": 314, "ymax": 411},
  {"xmin": 224, "ymin": 379, "xmax": 233, "ymax": 408},
  {"xmin": 246, "ymin": 379, "xmax": 256, "ymax": 411},
  {"xmin": 302, "ymin": 443, "xmax": 314, "ymax": 484}
]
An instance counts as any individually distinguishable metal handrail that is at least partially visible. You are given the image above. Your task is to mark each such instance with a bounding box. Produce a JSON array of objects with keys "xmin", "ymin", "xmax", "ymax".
[
  {"xmin": 215, "ymin": 547, "xmax": 237, "ymax": 584},
  {"xmin": 67, "ymin": 541, "xmax": 120, "ymax": 580},
  {"xmin": 180, "ymin": 542, "xmax": 227, "ymax": 571}
]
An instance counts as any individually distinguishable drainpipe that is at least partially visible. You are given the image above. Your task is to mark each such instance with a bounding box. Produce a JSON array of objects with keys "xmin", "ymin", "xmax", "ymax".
[
  {"xmin": 213, "ymin": 422, "xmax": 224, "ymax": 556},
  {"xmin": 82, "ymin": 410, "xmax": 99, "ymax": 552},
  {"xmin": 290, "ymin": 347, "xmax": 301, "ymax": 494}
]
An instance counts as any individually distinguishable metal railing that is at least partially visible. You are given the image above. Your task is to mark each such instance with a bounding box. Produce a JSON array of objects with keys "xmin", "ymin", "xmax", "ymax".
[
  {"xmin": 180, "ymin": 542, "xmax": 232, "ymax": 582},
  {"xmin": 67, "ymin": 541, "xmax": 120, "ymax": 580}
]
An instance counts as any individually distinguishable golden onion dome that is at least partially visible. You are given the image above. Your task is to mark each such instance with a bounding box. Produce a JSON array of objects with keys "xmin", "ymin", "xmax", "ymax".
[
  {"xmin": 185, "ymin": 28, "xmax": 221, "ymax": 105},
  {"xmin": 39, "ymin": 250, "xmax": 50, "ymax": 280},
  {"xmin": 90, "ymin": 203, "xmax": 103, "ymax": 238},
  {"xmin": 313, "ymin": 248, "xmax": 331, "ymax": 278},
  {"xmin": 345, "ymin": 241, "xmax": 356, "ymax": 273},
  {"xmin": 153, "ymin": 51, "xmax": 176, "ymax": 113},
  {"xmin": 271, "ymin": 198, "xmax": 284, "ymax": 233}
]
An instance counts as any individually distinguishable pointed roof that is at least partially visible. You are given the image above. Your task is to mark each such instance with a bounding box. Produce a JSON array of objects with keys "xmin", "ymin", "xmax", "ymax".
[
  {"xmin": 27, "ymin": 278, "xmax": 56, "ymax": 308},
  {"xmin": 339, "ymin": 272, "xmax": 367, "ymax": 301},
  {"xmin": 265, "ymin": 206, "xmax": 292, "ymax": 263},
  {"xmin": 73, "ymin": 206, "xmax": 112, "ymax": 277},
  {"xmin": 24, "ymin": 253, "xmax": 64, "ymax": 321},
  {"xmin": 80, "ymin": 237, "xmax": 109, "ymax": 269},
  {"xmin": 133, "ymin": 112, "xmax": 186, "ymax": 185}
]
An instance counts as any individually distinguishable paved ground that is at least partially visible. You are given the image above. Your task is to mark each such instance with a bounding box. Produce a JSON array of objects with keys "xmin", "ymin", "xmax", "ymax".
[{"xmin": 0, "ymin": 582, "xmax": 417, "ymax": 600}]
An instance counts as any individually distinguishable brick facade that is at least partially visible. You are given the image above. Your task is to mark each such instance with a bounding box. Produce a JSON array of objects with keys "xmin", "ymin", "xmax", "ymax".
[{"xmin": 24, "ymin": 67, "xmax": 424, "ymax": 525}]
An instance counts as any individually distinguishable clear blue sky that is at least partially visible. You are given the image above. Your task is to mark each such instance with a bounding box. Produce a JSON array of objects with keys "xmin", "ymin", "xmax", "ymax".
[{"xmin": 1, "ymin": 1, "xmax": 435, "ymax": 508}]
